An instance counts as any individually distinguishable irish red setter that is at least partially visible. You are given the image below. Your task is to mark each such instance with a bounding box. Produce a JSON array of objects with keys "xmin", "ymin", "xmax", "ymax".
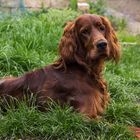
[{"xmin": 0, "ymin": 14, "xmax": 120, "ymax": 118}]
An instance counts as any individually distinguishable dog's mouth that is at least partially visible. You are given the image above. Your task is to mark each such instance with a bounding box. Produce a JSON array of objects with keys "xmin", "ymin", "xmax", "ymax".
[
  {"xmin": 86, "ymin": 48, "xmax": 109, "ymax": 62},
  {"xmin": 93, "ymin": 50, "xmax": 109, "ymax": 60},
  {"xmin": 99, "ymin": 52, "xmax": 109, "ymax": 57},
  {"xmin": 87, "ymin": 53, "xmax": 108, "ymax": 65}
]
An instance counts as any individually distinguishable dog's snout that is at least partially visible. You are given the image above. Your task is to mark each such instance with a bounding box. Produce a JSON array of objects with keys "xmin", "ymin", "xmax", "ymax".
[{"xmin": 96, "ymin": 41, "xmax": 107, "ymax": 50}]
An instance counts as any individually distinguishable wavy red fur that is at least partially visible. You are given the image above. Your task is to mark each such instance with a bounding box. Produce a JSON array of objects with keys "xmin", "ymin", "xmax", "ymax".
[{"xmin": 0, "ymin": 14, "xmax": 120, "ymax": 118}]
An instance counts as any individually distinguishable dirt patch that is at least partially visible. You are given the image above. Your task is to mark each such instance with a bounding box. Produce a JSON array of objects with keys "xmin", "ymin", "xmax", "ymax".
[
  {"xmin": 106, "ymin": 0, "xmax": 140, "ymax": 34},
  {"xmin": 106, "ymin": 0, "xmax": 140, "ymax": 22}
]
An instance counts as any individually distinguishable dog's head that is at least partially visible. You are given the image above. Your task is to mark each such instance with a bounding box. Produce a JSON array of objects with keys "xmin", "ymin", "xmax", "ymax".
[{"xmin": 59, "ymin": 14, "xmax": 120, "ymax": 67}]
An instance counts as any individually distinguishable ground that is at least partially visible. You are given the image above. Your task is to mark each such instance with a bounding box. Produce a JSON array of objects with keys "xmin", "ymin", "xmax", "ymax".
[
  {"xmin": 106, "ymin": 0, "xmax": 140, "ymax": 21},
  {"xmin": 106, "ymin": 0, "xmax": 140, "ymax": 34}
]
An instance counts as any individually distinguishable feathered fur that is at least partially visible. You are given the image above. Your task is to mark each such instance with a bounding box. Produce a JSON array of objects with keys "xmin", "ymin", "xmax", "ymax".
[{"xmin": 0, "ymin": 14, "xmax": 120, "ymax": 118}]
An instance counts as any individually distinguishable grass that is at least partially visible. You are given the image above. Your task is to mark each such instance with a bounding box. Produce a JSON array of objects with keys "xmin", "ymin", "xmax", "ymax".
[
  {"xmin": 0, "ymin": 9, "xmax": 140, "ymax": 139},
  {"xmin": 0, "ymin": 9, "xmax": 78, "ymax": 76}
]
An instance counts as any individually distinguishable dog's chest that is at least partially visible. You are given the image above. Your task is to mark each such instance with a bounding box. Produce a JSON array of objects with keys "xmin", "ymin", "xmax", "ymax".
[
  {"xmin": 46, "ymin": 69, "xmax": 95, "ymax": 96},
  {"xmin": 43, "ymin": 68, "xmax": 102, "ymax": 111}
]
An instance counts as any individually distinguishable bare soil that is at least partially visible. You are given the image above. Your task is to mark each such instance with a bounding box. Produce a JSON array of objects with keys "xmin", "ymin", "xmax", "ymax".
[
  {"xmin": 106, "ymin": 0, "xmax": 140, "ymax": 34},
  {"xmin": 106, "ymin": 0, "xmax": 140, "ymax": 22}
]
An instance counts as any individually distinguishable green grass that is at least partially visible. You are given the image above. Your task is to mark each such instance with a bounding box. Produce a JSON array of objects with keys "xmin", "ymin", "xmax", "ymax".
[
  {"xmin": 0, "ymin": 9, "xmax": 140, "ymax": 139},
  {"xmin": 0, "ymin": 9, "xmax": 78, "ymax": 76}
]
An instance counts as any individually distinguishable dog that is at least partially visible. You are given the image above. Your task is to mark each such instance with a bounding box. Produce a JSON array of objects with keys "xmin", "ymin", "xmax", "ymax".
[{"xmin": 0, "ymin": 14, "xmax": 120, "ymax": 118}]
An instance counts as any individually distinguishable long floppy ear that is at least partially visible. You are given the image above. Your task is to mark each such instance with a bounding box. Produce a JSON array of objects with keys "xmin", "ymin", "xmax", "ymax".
[
  {"xmin": 59, "ymin": 22, "xmax": 77, "ymax": 62},
  {"xmin": 100, "ymin": 16, "xmax": 121, "ymax": 63}
]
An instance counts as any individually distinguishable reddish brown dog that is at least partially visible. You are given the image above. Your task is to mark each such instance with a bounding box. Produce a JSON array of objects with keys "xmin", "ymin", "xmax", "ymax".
[{"xmin": 0, "ymin": 14, "xmax": 120, "ymax": 118}]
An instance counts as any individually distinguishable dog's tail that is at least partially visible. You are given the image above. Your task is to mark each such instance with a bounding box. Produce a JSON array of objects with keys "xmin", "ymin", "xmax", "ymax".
[
  {"xmin": 0, "ymin": 68, "xmax": 47, "ymax": 98},
  {"xmin": 0, "ymin": 76, "xmax": 25, "ymax": 98}
]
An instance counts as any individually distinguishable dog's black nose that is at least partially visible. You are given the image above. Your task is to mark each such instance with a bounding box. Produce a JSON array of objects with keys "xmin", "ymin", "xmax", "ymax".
[{"xmin": 96, "ymin": 41, "xmax": 107, "ymax": 50}]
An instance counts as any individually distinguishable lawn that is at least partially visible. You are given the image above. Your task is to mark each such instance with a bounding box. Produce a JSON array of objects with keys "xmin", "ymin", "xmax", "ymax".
[{"xmin": 0, "ymin": 9, "xmax": 140, "ymax": 139}]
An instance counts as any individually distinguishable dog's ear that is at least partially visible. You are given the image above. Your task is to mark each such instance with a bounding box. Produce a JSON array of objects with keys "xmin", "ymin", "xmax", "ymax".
[
  {"xmin": 59, "ymin": 22, "xmax": 77, "ymax": 62},
  {"xmin": 100, "ymin": 16, "xmax": 121, "ymax": 63}
]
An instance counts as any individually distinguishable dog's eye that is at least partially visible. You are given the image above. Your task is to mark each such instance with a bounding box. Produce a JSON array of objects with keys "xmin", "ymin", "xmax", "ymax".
[
  {"xmin": 99, "ymin": 26, "xmax": 105, "ymax": 32},
  {"xmin": 81, "ymin": 28, "xmax": 89, "ymax": 35}
]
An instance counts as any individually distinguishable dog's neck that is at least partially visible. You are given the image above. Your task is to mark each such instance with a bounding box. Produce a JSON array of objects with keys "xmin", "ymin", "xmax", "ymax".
[
  {"xmin": 53, "ymin": 57, "xmax": 105, "ymax": 78},
  {"xmin": 53, "ymin": 57, "xmax": 107, "ymax": 93}
]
